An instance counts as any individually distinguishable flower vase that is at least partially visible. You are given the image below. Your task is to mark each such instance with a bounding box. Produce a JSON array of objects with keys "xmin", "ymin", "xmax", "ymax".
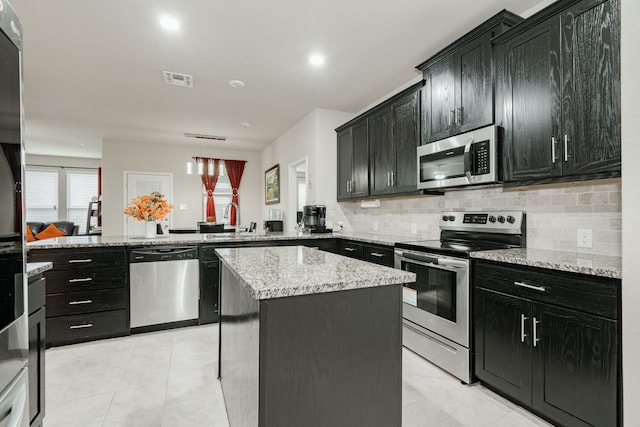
[{"xmin": 145, "ymin": 220, "xmax": 157, "ymax": 239}]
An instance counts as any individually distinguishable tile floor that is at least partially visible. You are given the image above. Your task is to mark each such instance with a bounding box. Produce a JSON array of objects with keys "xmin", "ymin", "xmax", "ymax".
[{"xmin": 43, "ymin": 324, "xmax": 553, "ymax": 427}]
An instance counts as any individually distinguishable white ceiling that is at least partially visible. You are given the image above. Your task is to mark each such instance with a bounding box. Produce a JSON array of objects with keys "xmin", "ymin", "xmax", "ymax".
[{"xmin": 10, "ymin": 0, "xmax": 544, "ymax": 158}]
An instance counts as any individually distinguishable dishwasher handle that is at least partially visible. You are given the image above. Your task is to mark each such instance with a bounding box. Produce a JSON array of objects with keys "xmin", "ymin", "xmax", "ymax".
[{"xmin": 129, "ymin": 246, "xmax": 198, "ymax": 263}]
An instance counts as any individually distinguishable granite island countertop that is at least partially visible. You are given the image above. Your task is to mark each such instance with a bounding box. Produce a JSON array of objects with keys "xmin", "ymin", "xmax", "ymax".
[
  {"xmin": 26, "ymin": 262, "xmax": 53, "ymax": 278},
  {"xmin": 471, "ymin": 248, "xmax": 621, "ymax": 279},
  {"xmin": 26, "ymin": 230, "xmax": 420, "ymax": 250},
  {"xmin": 216, "ymin": 245, "xmax": 416, "ymax": 299}
]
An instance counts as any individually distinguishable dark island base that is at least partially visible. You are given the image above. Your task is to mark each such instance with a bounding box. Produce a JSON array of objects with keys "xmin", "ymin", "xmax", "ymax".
[{"xmin": 219, "ymin": 265, "xmax": 402, "ymax": 427}]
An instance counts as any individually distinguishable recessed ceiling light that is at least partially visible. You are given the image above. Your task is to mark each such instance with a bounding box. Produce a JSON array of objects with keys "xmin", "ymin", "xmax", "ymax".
[
  {"xmin": 308, "ymin": 53, "xmax": 325, "ymax": 66},
  {"xmin": 228, "ymin": 80, "xmax": 246, "ymax": 89},
  {"xmin": 159, "ymin": 14, "xmax": 180, "ymax": 31},
  {"xmin": 241, "ymin": 121, "xmax": 251, "ymax": 128}
]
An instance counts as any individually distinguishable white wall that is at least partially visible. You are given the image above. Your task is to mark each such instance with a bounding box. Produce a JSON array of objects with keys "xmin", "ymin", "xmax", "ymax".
[
  {"xmin": 260, "ymin": 108, "xmax": 354, "ymax": 229},
  {"xmin": 621, "ymin": 0, "xmax": 639, "ymax": 423},
  {"xmin": 101, "ymin": 139, "xmax": 261, "ymax": 236}
]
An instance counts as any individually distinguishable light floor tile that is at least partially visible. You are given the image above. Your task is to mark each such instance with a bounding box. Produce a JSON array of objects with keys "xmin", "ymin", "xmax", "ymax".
[{"xmin": 43, "ymin": 324, "xmax": 551, "ymax": 427}]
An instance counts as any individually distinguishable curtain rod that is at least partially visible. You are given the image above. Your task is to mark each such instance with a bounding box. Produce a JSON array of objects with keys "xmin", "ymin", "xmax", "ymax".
[{"xmin": 26, "ymin": 164, "xmax": 99, "ymax": 170}]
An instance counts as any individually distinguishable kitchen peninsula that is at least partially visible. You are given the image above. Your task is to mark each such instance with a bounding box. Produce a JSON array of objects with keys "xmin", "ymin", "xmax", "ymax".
[{"xmin": 216, "ymin": 245, "xmax": 414, "ymax": 427}]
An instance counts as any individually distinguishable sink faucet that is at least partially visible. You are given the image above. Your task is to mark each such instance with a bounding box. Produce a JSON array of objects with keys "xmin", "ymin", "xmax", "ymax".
[{"xmin": 223, "ymin": 202, "xmax": 240, "ymax": 234}]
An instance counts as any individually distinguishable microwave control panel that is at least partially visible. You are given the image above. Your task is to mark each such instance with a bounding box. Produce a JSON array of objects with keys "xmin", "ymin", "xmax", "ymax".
[{"xmin": 473, "ymin": 141, "xmax": 490, "ymax": 174}]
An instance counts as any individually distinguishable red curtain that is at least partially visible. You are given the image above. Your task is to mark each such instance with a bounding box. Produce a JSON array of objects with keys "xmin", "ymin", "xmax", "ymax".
[
  {"xmin": 198, "ymin": 158, "xmax": 220, "ymax": 221},
  {"xmin": 224, "ymin": 160, "xmax": 246, "ymax": 226}
]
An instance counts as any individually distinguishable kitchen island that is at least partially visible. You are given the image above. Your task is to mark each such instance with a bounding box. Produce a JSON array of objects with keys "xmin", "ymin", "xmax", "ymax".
[{"xmin": 216, "ymin": 245, "xmax": 415, "ymax": 427}]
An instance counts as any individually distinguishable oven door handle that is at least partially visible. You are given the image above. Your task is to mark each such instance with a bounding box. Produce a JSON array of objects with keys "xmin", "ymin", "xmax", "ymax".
[{"xmin": 396, "ymin": 251, "xmax": 468, "ymax": 270}]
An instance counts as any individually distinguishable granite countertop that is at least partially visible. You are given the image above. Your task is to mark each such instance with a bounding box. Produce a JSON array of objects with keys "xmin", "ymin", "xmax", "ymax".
[
  {"xmin": 26, "ymin": 262, "xmax": 53, "ymax": 278},
  {"xmin": 471, "ymin": 248, "xmax": 621, "ymax": 279},
  {"xmin": 26, "ymin": 230, "xmax": 420, "ymax": 249},
  {"xmin": 216, "ymin": 246, "xmax": 416, "ymax": 300}
]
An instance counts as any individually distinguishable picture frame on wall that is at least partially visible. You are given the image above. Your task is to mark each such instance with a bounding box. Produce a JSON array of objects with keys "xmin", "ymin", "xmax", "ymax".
[{"xmin": 265, "ymin": 164, "xmax": 280, "ymax": 205}]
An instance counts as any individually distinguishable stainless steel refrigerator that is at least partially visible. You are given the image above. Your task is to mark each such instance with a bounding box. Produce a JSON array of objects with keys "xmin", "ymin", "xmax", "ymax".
[{"xmin": 0, "ymin": 0, "xmax": 28, "ymax": 425}]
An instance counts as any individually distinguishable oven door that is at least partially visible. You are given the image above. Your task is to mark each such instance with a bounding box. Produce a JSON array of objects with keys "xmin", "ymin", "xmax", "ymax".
[{"xmin": 395, "ymin": 249, "xmax": 469, "ymax": 347}]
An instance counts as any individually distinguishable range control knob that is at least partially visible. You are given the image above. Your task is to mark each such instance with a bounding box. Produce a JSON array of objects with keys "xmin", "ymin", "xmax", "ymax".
[
  {"xmin": 507, "ymin": 215, "xmax": 516, "ymax": 224},
  {"xmin": 497, "ymin": 215, "xmax": 506, "ymax": 223},
  {"xmin": 448, "ymin": 215, "xmax": 456, "ymax": 222},
  {"xmin": 442, "ymin": 215, "xmax": 449, "ymax": 222},
  {"xmin": 488, "ymin": 215, "xmax": 496, "ymax": 223}
]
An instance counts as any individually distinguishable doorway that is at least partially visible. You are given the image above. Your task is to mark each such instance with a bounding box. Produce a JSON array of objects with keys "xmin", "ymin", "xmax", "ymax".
[
  {"xmin": 124, "ymin": 171, "xmax": 173, "ymax": 236},
  {"xmin": 288, "ymin": 157, "xmax": 308, "ymax": 231}
]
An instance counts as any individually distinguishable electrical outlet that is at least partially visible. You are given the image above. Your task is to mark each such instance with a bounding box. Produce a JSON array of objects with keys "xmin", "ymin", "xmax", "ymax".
[
  {"xmin": 373, "ymin": 222, "xmax": 379, "ymax": 232},
  {"xmin": 577, "ymin": 229, "xmax": 593, "ymax": 248},
  {"xmin": 411, "ymin": 224, "xmax": 418, "ymax": 234}
]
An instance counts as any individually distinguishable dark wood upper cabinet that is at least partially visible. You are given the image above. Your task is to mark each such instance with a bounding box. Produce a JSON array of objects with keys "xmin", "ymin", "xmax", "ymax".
[
  {"xmin": 418, "ymin": 11, "xmax": 522, "ymax": 144},
  {"xmin": 337, "ymin": 118, "xmax": 369, "ymax": 201},
  {"xmin": 336, "ymin": 82, "xmax": 422, "ymax": 201},
  {"xmin": 496, "ymin": 0, "xmax": 620, "ymax": 184}
]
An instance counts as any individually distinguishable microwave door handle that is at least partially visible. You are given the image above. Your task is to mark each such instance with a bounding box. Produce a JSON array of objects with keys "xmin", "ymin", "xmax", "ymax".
[{"xmin": 463, "ymin": 140, "xmax": 474, "ymax": 182}]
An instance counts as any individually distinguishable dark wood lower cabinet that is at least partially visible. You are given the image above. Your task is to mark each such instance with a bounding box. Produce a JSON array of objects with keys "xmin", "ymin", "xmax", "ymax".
[
  {"xmin": 28, "ymin": 306, "xmax": 45, "ymax": 427},
  {"xmin": 473, "ymin": 260, "xmax": 620, "ymax": 427}
]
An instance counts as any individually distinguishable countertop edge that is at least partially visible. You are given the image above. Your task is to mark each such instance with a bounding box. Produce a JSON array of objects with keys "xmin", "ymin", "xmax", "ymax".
[{"xmin": 26, "ymin": 262, "xmax": 53, "ymax": 278}]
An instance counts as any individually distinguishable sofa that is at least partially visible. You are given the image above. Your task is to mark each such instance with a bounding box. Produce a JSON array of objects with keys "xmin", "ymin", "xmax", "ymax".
[{"xmin": 27, "ymin": 221, "xmax": 79, "ymax": 241}]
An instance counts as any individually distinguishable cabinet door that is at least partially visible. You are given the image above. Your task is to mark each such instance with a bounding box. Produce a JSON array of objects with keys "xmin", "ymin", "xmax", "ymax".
[
  {"xmin": 423, "ymin": 57, "xmax": 455, "ymax": 143},
  {"xmin": 474, "ymin": 288, "xmax": 533, "ymax": 405},
  {"xmin": 498, "ymin": 19, "xmax": 563, "ymax": 182},
  {"xmin": 456, "ymin": 33, "xmax": 492, "ymax": 133},
  {"xmin": 28, "ymin": 307, "xmax": 46, "ymax": 427},
  {"xmin": 369, "ymin": 106, "xmax": 394, "ymax": 196},
  {"xmin": 337, "ymin": 128, "xmax": 353, "ymax": 201},
  {"xmin": 200, "ymin": 260, "xmax": 220, "ymax": 324},
  {"xmin": 351, "ymin": 119, "xmax": 370, "ymax": 198},
  {"xmin": 392, "ymin": 91, "xmax": 420, "ymax": 194},
  {"xmin": 561, "ymin": 0, "xmax": 621, "ymax": 176},
  {"xmin": 532, "ymin": 304, "xmax": 618, "ymax": 427}
]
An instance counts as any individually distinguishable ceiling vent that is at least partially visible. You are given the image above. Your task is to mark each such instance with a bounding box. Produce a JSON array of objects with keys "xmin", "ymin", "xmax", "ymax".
[
  {"xmin": 163, "ymin": 71, "xmax": 193, "ymax": 88},
  {"xmin": 184, "ymin": 133, "xmax": 227, "ymax": 142}
]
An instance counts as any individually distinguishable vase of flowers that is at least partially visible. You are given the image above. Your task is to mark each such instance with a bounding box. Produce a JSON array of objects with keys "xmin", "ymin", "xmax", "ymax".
[{"xmin": 123, "ymin": 191, "xmax": 174, "ymax": 238}]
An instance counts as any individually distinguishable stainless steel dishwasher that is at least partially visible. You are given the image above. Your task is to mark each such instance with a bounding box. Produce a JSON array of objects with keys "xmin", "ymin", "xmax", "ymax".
[{"xmin": 129, "ymin": 246, "xmax": 199, "ymax": 329}]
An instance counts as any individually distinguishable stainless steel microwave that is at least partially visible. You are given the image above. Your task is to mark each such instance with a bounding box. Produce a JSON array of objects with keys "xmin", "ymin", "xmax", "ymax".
[{"xmin": 417, "ymin": 125, "xmax": 500, "ymax": 190}]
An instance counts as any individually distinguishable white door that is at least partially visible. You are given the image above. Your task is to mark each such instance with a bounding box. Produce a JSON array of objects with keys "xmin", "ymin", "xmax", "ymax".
[{"xmin": 124, "ymin": 172, "xmax": 172, "ymax": 237}]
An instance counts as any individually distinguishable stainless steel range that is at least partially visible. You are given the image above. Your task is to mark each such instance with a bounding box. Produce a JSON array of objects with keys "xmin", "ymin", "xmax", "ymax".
[{"xmin": 395, "ymin": 211, "xmax": 525, "ymax": 383}]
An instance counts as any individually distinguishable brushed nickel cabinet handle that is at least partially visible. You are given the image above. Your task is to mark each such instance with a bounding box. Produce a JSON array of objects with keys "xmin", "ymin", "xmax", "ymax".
[
  {"xmin": 70, "ymin": 323, "xmax": 93, "ymax": 330},
  {"xmin": 564, "ymin": 135, "xmax": 569, "ymax": 162},
  {"xmin": 370, "ymin": 252, "xmax": 386, "ymax": 258},
  {"xmin": 344, "ymin": 247, "xmax": 356, "ymax": 252},
  {"xmin": 391, "ymin": 171, "xmax": 395, "ymax": 187},
  {"xmin": 520, "ymin": 314, "xmax": 528, "ymax": 343},
  {"xmin": 68, "ymin": 278, "xmax": 92, "ymax": 283},
  {"xmin": 68, "ymin": 259, "xmax": 92, "ymax": 264},
  {"xmin": 514, "ymin": 281, "xmax": 546, "ymax": 292},
  {"xmin": 68, "ymin": 300, "xmax": 93, "ymax": 305},
  {"xmin": 551, "ymin": 137, "xmax": 556, "ymax": 163},
  {"xmin": 533, "ymin": 317, "xmax": 540, "ymax": 347}
]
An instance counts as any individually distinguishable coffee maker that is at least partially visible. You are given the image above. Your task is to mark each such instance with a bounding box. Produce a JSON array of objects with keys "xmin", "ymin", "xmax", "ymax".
[{"xmin": 303, "ymin": 205, "xmax": 332, "ymax": 233}]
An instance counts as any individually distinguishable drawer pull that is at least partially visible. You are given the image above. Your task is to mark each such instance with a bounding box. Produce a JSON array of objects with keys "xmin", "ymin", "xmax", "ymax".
[
  {"xmin": 69, "ymin": 300, "xmax": 93, "ymax": 305},
  {"xmin": 370, "ymin": 252, "xmax": 386, "ymax": 258},
  {"xmin": 533, "ymin": 317, "xmax": 540, "ymax": 347},
  {"xmin": 344, "ymin": 247, "xmax": 356, "ymax": 252},
  {"xmin": 68, "ymin": 259, "xmax": 92, "ymax": 264},
  {"xmin": 69, "ymin": 323, "xmax": 93, "ymax": 330},
  {"xmin": 68, "ymin": 278, "xmax": 93, "ymax": 283},
  {"xmin": 514, "ymin": 281, "xmax": 546, "ymax": 292}
]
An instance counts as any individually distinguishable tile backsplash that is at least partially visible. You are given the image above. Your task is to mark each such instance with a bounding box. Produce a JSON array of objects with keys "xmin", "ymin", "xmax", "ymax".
[{"xmin": 330, "ymin": 179, "xmax": 621, "ymax": 256}]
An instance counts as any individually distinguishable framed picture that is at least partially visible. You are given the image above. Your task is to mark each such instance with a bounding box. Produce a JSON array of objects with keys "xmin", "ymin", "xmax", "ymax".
[{"xmin": 265, "ymin": 164, "xmax": 280, "ymax": 205}]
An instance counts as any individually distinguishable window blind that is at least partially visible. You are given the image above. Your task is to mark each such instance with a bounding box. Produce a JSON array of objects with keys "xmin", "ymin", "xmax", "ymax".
[
  {"xmin": 67, "ymin": 170, "xmax": 98, "ymax": 234},
  {"xmin": 25, "ymin": 169, "xmax": 58, "ymax": 223}
]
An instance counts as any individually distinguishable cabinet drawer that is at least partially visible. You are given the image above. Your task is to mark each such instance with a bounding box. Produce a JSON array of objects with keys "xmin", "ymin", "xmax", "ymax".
[
  {"xmin": 339, "ymin": 241, "xmax": 364, "ymax": 259},
  {"xmin": 473, "ymin": 260, "xmax": 619, "ymax": 319},
  {"xmin": 47, "ymin": 288, "xmax": 127, "ymax": 317},
  {"xmin": 46, "ymin": 309, "xmax": 128, "ymax": 346},
  {"xmin": 45, "ymin": 267, "xmax": 127, "ymax": 294},
  {"xmin": 29, "ymin": 248, "xmax": 126, "ymax": 271},
  {"xmin": 362, "ymin": 244, "xmax": 394, "ymax": 267}
]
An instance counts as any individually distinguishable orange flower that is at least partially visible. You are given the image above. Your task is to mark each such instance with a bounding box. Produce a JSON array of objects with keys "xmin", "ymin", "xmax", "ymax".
[{"xmin": 123, "ymin": 191, "xmax": 174, "ymax": 221}]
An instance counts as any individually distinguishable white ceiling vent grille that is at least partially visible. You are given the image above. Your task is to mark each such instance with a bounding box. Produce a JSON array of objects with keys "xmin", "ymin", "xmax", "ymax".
[
  {"xmin": 184, "ymin": 133, "xmax": 227, "ymax": 142},
  {"xmin": 163, "ymin": 71, "xmax": 193, "ymax": 88}
]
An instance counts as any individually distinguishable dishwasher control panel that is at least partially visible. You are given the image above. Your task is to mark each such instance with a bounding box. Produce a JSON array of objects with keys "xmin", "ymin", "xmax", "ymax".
[{"xmin": 129, "ymin": 246, "xmax": 199, "ymax": 263}]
